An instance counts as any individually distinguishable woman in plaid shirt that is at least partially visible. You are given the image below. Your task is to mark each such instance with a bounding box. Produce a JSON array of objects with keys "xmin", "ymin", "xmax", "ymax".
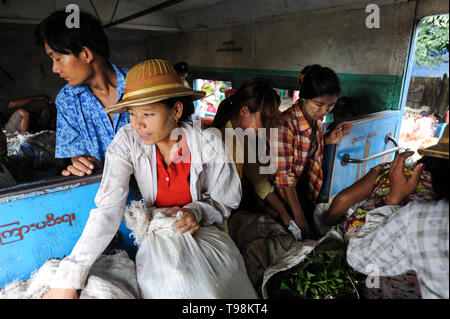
[{"xmin": 274, "ymin": 65, "xmax": 352, "ymax": 239}]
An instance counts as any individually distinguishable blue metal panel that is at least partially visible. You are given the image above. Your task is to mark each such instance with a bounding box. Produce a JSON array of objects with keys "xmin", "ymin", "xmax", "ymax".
[
  {"xmin": 324, "ymin": 111, "xmax": 401, "ymax": 198},
  {"xmin": 0, "ymin": 174, "xmax": 138, "ymax": 289}
]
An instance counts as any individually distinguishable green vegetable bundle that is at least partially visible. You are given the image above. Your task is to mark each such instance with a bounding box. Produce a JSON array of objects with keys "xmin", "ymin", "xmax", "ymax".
[{"xmin": 267, "ymin": 239, "xmax": 366, "ymax": 299}]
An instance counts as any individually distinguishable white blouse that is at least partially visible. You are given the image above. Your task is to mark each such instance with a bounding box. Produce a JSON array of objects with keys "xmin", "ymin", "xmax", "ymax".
[{"xmin": 51, "ymin": 122, "xmax": 242, "ymax": 289}]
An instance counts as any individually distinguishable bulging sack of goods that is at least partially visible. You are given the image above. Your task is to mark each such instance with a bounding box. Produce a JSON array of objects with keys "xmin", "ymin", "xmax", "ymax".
[
  {"xmin": 0, "ymin": 250, "xmax": 139, "ymax": 299},
  {"xmin": 124, "ymin": 200, "xmax": 258, "ymax": 299}
]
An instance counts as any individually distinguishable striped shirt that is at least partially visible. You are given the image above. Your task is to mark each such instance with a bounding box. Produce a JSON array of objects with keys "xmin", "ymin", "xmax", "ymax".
[
  {"xmin": 274, "ymin": 102, "xmax": 324, "ymax": 201},
  {"xmin": 347, "ymin": 199, "xmax": 449, "ymax": 299}
]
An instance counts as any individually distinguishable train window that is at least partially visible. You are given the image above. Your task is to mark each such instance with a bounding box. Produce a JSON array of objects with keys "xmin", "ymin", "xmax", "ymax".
[{"xmin": 192, "ymin": 79, "xmax": 232, "ymax": 122}]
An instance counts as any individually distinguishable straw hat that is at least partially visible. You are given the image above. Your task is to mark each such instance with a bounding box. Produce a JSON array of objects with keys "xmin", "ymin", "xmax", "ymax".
[
  {"xmin": 105, "ymin": 59, "xmax": 206, "ymax": 114},
  {"xmin": 418, "ymin": 124, "xmax": 449, "ymax": 159}
]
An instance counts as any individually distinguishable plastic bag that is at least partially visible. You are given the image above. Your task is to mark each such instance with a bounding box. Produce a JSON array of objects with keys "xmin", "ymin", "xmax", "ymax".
[
  {"xmin": 124, "ymin": 200, "xmax": 258, "ymax": 299},
  {"xmin": 0, "ymin": 250, "xmax": 139, "ymax": 299},
  {"xmin": 79, "ymin": 250, "xmax": 140, "ymax": 299},
  {"xmin": 6, "ymin": 130, "xmax": 65, "ymax": 170},
  {"xmin": 0, "ymin": 259, "xmax": 59, "ymax": 299},
  {"xmin": 313, "ymin": 203, "xmax": 352, "ymax": 237}
]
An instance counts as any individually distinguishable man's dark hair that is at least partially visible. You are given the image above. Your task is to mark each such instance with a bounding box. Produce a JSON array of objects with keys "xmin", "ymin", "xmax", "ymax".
[
  {"xmin": 419, "ymin": 156, "xmax": 450, "ymax": 201},
  {"xmin": 428, "ymin": 157, "xmax": 449, "ymax": 201},
  {"xmin": 35, "ymin": 10, "xmax": 110, "ymax": 60}
]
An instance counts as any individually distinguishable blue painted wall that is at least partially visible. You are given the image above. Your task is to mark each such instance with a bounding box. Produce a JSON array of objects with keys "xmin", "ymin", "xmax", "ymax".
[{"xmin": 0, "ymin": 179, "xmax": 137, "ymax": 289}]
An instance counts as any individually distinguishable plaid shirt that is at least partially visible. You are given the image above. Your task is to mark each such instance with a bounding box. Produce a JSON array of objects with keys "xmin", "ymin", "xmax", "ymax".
[
  {"xmin": 347, "ymin": 199, "xmax": 449, "ymax": 299},
  {"xmin": 274, "ymin": 102, "xmax": 324, "ymax": 201}
]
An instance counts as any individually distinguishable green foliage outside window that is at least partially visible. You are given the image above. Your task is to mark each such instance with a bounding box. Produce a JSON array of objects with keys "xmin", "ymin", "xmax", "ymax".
[{"xmin": 414, "ymin": 14, "xmax": 449, "ymax": 68}]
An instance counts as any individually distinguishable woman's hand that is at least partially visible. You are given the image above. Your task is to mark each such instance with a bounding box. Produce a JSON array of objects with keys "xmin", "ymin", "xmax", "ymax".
[
  {"xmin": 62, "ymin": 156, "xmax": 103, "ymax": 177},
  {"xmin": 170, "ymin": 208, "xmax": 200, "ymax": 235},
  {"xmin": 42, "ymin": 288, "xmax": 78, "ymax": 299},
  {"xmin": 294, "ymin": 215, "xmax": 311, "ymax": 239},
  {"xmin": 385, "ymin": 151, "xmax": 424, "ymax": 205},
  {"xmin": 324, "ymin": 122, "xmax": 353, "ymax": 144}
]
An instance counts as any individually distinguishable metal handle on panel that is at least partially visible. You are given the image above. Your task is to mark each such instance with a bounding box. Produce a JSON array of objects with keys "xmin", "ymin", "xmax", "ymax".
[
  {"xmin": 385, "ymin": 133, "xmax": 399, "ymax": 147},
  {"xmin": 341, "ymin": 133, "xmax": 400, "ymax": 166}
]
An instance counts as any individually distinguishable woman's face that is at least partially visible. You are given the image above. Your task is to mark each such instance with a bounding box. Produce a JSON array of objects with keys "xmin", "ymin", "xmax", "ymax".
[
  {"xmin": 239, "ymin": 107, "xmax": 263, "ymax": 132},
  {"xmin": 129, "ymin": 102, "xmax": 181, "ymax": 146},
  {"xmin": 302, "ymin": 94, "xmax": 338, "ymax": 121},
  {"xmin": 45, "ymin": 42, "xmax": 93, "ymax": 87}
]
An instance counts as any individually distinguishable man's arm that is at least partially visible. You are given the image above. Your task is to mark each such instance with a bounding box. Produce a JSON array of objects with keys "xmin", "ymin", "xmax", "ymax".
[
  {"xmin": 346, "ymin": 204, "xmax": 410, "ymax": 277},
  {"xmin": 347, "ymin": 151, "xmax": 423, "ymax": 276},
  {"xmin": 8, "ymin": 95, "xmax": 51, "ymax": 109},
  {"xmin": 54, "ymin": 92, "xmax": 101, "ymax": 177}
]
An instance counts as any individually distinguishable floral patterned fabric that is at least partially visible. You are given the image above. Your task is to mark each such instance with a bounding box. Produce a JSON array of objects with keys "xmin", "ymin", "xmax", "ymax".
[
  {"xmin": 345, "ymin": 162, "xmax": 434, "ymax": 299},
  {"xmin": 344, "ymin": 162, "xmax": 433, "ymax": 241}
]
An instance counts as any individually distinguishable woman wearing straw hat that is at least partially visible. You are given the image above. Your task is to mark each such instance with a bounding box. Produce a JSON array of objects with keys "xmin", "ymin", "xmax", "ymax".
[
  {"xmin": 347, "ymin": 125, "xmax": 449, "ymax": 299},
  {"xmin": 43, "ymin": 59, "xmax": 257, "ymax": 299}
]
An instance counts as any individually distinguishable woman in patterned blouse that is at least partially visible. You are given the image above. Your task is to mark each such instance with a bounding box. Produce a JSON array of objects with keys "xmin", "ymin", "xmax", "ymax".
[{"xmin": 274, "ymin": 65, "xmax": 352, "ymax": 239}]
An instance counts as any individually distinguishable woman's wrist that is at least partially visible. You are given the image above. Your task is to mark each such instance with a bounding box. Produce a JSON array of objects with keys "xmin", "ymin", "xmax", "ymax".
[{"xmin": 384, "ymin": 193, "xmax": 406, "ymax": 205}]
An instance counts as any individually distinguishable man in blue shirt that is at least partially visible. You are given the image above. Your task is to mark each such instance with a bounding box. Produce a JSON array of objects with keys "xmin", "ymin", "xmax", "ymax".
[{"xmin": 35, "ymin": 10, "xmax": 129, "ymax": 177}]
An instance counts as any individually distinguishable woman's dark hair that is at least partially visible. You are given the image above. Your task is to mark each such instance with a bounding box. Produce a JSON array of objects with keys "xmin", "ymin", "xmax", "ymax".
[
  {"xmin": 35, "ymin": 10, "xmax": 110, "ymax": 60},
  {"xmin": 418, "ymin": 156, "xmax": 449, "ymax": 201},
  {"xmin": 160, "ymin": 96, "xmax": 195, "ymax": 123},
  {"xmin": 173, "ymin": 62, "xmax": 190, "ymax": 77},
  {"xmin": 298, "ymin": 64, "xmax": 341, "ymax": 100},
  {"xmin": 212, "ymin": 78, "xmax": 280, "ymax": 131},
  {"xmin": 332, "ymin": 96, "xmax": 358, "ymax": 121}
]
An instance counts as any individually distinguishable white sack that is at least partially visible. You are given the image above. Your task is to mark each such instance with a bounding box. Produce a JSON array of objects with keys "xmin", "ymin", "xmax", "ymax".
[
  {"xmin": 313, "ymin": 203, "xmax": 353, "ymax": 237},
  {"xmin": 124, "ymin": 200, "xmax": 258, "ymax": 299},
  {"xmin": 79, "ymin": 250, "xmax": 140, "ymax": 299},
  {"xmin": 0, "ymin": 250, "xmax": 139, "ymax": 299},
  {"xmin": 0, "ymin": 259, "xmax": 60, "ymax": 299}
]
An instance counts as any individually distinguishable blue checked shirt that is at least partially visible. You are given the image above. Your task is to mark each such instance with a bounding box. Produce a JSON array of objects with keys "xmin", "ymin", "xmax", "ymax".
[
  {"xmin": 347, "ymin": 199, "xmax": 449, "ymax": 299},
  {"xmin": 54, "ymin": 63, "xmax": 130, "ymax": 162}
]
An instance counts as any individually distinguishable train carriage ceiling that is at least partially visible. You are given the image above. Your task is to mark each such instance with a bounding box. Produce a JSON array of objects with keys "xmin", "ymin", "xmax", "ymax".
[{"xmin": 0, "ymin": 0, "xmax": 407, "ymax": 37}]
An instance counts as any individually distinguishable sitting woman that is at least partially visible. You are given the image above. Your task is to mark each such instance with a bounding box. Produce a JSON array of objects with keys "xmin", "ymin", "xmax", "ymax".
[
  {"xmin": 43, "ymin": 59, "xmax": 257, "ymax": 299},
  {"xmin": 321, "ymin": 154, "xmax": 434, "ymax": 241},
  {"xmin": 346, "ymin": 135, "xmax": 449, "ymax": 299},
  {"xmin": 320, "ymin": 154, "xmax": 435, "ymax": 299},
  {"xmin": 321, "ymin": 127, "xmax": 448, "ymax": 299},
  {"xmin": 211, "ymin": 79, "xmax": 301, "ymax": 239}
]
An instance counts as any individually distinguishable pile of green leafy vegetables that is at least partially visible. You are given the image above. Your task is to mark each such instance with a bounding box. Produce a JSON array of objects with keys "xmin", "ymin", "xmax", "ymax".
[{"xmin": 267, "ymin": 239, "xmax": 366, "ymax": 299}]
